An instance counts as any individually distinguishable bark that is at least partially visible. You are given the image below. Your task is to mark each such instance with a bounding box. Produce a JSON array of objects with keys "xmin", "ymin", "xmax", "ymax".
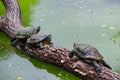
[
  {"xmin": 0, "ymin": 0, "xmax": 23, "ymax": 37},
  {"xmin": 0, "ymin": 0, "xmax": 120, "ymax": 80}
]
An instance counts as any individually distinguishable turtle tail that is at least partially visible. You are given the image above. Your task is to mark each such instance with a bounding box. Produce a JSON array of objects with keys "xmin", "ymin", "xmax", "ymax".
[{"xmin": 101, "ymin": 60, "xmax": 112, "ymax": 69}]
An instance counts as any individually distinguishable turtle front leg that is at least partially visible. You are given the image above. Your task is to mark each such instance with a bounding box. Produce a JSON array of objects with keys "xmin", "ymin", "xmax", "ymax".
[
  {"xmin": 11, "ymin": 38, "xmax": 20, "ymax": 47},
  {"xmin": 69, "ymin": 50, "xmax": 75, "ymax": 58},
  {"xmin": 92, "ymin": 60, "xmax": 102, "ymax": 72}
]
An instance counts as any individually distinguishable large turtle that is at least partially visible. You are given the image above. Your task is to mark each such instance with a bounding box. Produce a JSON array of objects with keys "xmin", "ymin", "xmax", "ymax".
[
  {"xmin": 26, "ymin": 33, "xmax": 53, "ymax": 49},
  {"xmin": 11, "ymin": 26, "xmax": 40, "ymax": 50},
  {"xmin": 69, "ymin": 43, "xmax": 111, "ymax": 72}
]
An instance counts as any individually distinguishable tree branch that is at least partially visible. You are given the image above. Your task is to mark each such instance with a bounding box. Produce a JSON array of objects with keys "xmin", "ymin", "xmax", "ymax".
[
  {"xmin": 0, "ymin": 0, "xmax": 120, "ymax": 80},
  {"xmin": 0, "ymin": 0, "xmax": 22, "ymax": 37},
  {"xmin": 27, "ymin": 46, "xmax": 120, "ymax": 80}
]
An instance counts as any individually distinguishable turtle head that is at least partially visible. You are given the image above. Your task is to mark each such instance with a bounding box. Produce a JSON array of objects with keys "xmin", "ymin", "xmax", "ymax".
[
  {"xmin": 35, "ymin": 26, "xmax": 41, "ymax": 34},
  {"xmin": 73, "ymin": 43, "xmax": 82, "ymax": 54},
  {"xmin": 47, "ymin": 34, "xmax": 52, "ymax": 39},
  {"xmin": 42, "ymin": 34, "xmax": 52, "ymax": 44}
]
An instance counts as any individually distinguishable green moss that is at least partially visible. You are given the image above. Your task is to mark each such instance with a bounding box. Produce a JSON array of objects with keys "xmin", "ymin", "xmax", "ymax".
[{"xmin": 0, "ymin": 1, "xmax": 6, "ymax": 15}]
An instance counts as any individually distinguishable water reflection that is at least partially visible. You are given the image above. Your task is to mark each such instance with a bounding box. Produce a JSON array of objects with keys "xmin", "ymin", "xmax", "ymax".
[{"xmin": 0, "ymin": 43, "xmax": 13, "ymax": 61}]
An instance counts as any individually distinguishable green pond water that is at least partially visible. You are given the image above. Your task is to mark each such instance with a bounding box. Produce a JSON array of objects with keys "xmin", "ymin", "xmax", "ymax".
[{"xmin": 0, "ymin": 0, "xmax": 120, "ymax": 80}]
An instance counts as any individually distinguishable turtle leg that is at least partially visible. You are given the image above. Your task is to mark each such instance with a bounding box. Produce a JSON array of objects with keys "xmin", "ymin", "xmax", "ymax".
[
  {"xmin": 11, "ymin": 38, "xmax": 20, "ymax": 47},
  {"xmin": 92, "ymin": 60, "xmax": 102, "ymax": 72},
  {"xmin": 101, "ymin": 60, "xmax": 112, "ymax": 69},
  {"xmin": 40, "ymin": 42, "xmax": 44, "ymax": 49},
  {"xmin": 49, "ymin": 42, "xmax": 54, "ymax": 47},
  {"xmin": 22, "ymin": 43, "xmax": 29, "ymax": 51},
  {"xmin": 16, "ymin": 38, "xmax": 28, "ymax": 51},
  {"xmin": 69, "ymin": 50, "xmax": 75, "ymax": 58}
]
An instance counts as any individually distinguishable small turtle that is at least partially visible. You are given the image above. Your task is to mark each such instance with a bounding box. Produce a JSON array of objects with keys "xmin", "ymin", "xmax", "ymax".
[
  {"xmin": 69, "ymin": 43, "xmax": 111, "ymax": 72},
  {"xmin": 11, "ymin": 26, "xmax": 40, "ymax": 50},
  {"xmin": 26, "ymin": 33, "xmax": 53, "ymax": 49}
]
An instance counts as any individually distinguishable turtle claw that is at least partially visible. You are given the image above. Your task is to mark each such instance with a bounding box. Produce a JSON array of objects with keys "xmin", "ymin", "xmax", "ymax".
[
  {"xmin": 95, "ymin": 66, "xmax": 102, "ymax": 72},
  {"xmin": 69, "ymin": 50, "xmax": 75, "ymax": 58},
  {"xmin": 40, "ymin": 45, "xmax": 44, "ymax": 49}
]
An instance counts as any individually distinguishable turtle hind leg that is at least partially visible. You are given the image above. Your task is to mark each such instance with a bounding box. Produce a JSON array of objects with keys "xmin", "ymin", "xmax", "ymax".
[
  {"xmin": 40, "ymin": 42, "xmax": 44, "ymax": 49},
  {"xmin": 92, "ymin": 60, "xmax": 102, "ymax": 72},
  {"xmin": 69, "ymin": 50, "xmax": 75, "ymax": 58},
  {"xmin": 11, "ymin": 38, "xmax": 20, "ymax": 47},
  {"xmin": 101, "ymin": 60, "xmax": 112, "ymax": 69}
]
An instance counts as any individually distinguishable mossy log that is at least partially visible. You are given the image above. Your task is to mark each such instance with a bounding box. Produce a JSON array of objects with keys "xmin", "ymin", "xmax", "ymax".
[{"xmin": 0, "ymin": 0, "xmax": 120, "ymax": 80}]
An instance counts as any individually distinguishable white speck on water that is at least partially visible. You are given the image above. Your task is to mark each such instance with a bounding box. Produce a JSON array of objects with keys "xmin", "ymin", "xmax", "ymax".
[
  {"xmin": 62, "ymin": 21, "xmax": 67, "ymax": 25},
  {"xmin": 40, "ymin": 19, "xmax": 44, "ymax": 22},
  {"xmin": 109, "ymin": 26, "xmax": 115, "ymax": 29},
  {"xmin": 42, "ymin": 14, "xmax": 45, "ymax": 17},
  {"xmin": 79, "ymin": 6, "xmax": 83, "ymax": 9},
  {"xmin": 96, "ymin": 44, "xmax": 100, "ymax": 47},
  {"xmin": 74, "ymin": 33, "xmax": 78, "ymax": 38},
  {"xmin": 73, "ymin": 2, "xmax": 77, "ymax": 5},
  {"xmin": 102, "ymin": 24, "xmax": 107, "ymax": 28},
  {"xmin": 101, "ymin": 33, "xmax": 106, "ymax": 36},
  {"xmin": 88, "ymin": 9, "xmax": 92, "ymax": 12},
  {"xmin": 92, "ymin": 12, "xmax": 96, "ymax": 15},
  {"xmin": 16, "ymin": 75, "xmax": 23, "ymax": 80},
  {"xmin": 8, "ymin": 63, "xmax": 12, "ymax": 68}
]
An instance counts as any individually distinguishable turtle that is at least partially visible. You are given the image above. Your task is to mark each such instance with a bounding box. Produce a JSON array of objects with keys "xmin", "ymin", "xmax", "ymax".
[
  {"xmin": 11, "ymin": 26, "xmax": 40, "ymax": 50},
  {"xmin": 26, "ymin": 33, "xmax": 53, "ymax": 49},
  {"xmin": 69, "ymin": 43, "xmax": 112, "ymax": 72}
]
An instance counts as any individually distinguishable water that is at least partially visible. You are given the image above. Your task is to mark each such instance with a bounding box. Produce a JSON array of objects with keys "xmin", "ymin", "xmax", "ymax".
[{"xmin": 0, "ymin": 0, "xmax": 120, "ymax": 80}]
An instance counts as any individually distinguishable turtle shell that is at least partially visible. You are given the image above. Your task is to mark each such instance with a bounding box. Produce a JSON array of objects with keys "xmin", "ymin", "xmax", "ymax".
[
  {"xmin": 73, "ymin": 43, "xmax": 103, "ymax": 61},
  {"xmin": 14, "ymin": 26, "xmax": 40, "ymax": 38},
  {"xmin": 27, "ymin": 33, "xmax": 51, "ymax": 44}
]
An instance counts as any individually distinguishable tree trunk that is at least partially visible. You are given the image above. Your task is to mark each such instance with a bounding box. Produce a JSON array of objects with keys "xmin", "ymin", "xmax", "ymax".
[{"xmin": 0, "ymin": 0, "xmax": 120, "ymax": 80}]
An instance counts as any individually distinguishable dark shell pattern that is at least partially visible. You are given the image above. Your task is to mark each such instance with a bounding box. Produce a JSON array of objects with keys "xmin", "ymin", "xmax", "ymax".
[
  {"xmin": 74, "ymin": 43, "xmax": 103, "ymax": 60},
  {"xmin": 27, "ymin": 33, "xmax": 51, "ymax": 43}
]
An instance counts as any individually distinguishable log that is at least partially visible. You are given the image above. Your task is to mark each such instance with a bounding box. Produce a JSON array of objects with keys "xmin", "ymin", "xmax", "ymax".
[{"xmin": 0, "ymin": 0, "xmax": 120, "ymax": 80}]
